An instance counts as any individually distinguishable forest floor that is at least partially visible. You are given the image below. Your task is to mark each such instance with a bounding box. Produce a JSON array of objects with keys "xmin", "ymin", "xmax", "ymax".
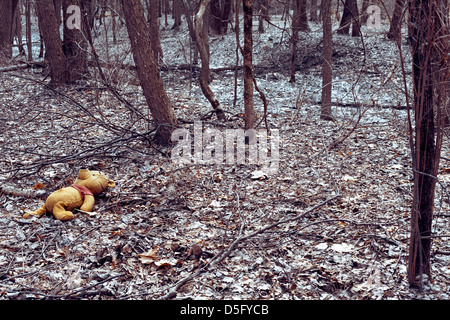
[{"xmin": 1, "ymin": 16, "xmax": 450, "ymax": 300}]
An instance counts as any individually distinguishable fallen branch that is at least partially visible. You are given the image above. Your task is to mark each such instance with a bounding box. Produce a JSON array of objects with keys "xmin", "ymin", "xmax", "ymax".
[
  {"xmin": 0, "ymin": 60, "xmax": 47, "ymax": 73},
  {"xmin": 160, "ymin": 193, "xmax": 340, "ymax": 299}
]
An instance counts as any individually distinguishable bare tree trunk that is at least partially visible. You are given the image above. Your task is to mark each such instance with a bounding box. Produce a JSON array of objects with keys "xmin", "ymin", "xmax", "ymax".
[
  {"xmin": 0, "ymin": 0, "xmax": 19, "ymax": 65},
  {"xmin": 62, "ymin": 0, "xmax": 89, "ymax": 83},
  {"xmin": 13, "ymin": 3, "xmax": 26, "ymax": 57},
  {"xmin": 172, "ymin": 0, "xmax": 182, "ymax": 29},
  {"xmin": 407, "ymin": 0, "xmax": 447, "ymax": 287},
  {"xmin": 321, "ymin": 0, "xmax": 333, "ymax": 121},
  {"xmin": 53, "ymin": 0, "xmax": 63, "ymax": 26},
  {"xmin": 335, "ymin": 0, "xmax": 340, "ymax": 21},
  {"xmin": 111, "ymin": 2, "xmax": 117, "ymax": 45},
  {"xmin": 182, "ymin": 0, "xmax": 199, "ymax": 64},
  {"xmin": 360, "ymin": 0, "xmax": 372, "ymax": 25},
  {"xmin": 257, "ymin": 0, "xmax": 269, "ymax": 33},
  {"xmin": 298, "ymin": 0, "xmax": 309, "ymax": 31},
  {"xmin": 26, "ymin": 0, "xmax": 33, "ymax": 61},
  {"xmin": 337, "ymin": 0, "xmax": 360, "ymax": 37},
  {"xmin": 290, "ymin": 0, "xmax": 300, "ymax": 82},
  {"xmin": 36, "ymin": 0, "xmax": 68, "ymax": 86},
  {"xmin": 120, "ymin": 0, "xmax": 178, "ymax": 145},
  {"xmin": 210, "ymin": 0, "xmax": 232, "ymax": 34},
  {"xmin": 164, "ymin": 0, "xmax": 170, "ymax": 27},
  {"xmin": 243, "ymin": 0, "xmax": 255, "ymax": 129},
  {"xmin": 387, "ymin": 0, "xmax": 405, "ymax": 41},
  {"xmin": 148, "ymin": 0, "xmax": 164, "ymax": 63},
  {"xmin": 195, "ymin": 0, "xmax": 227, "ymax": 120},
  {"xmin": 310, "ymin": 0, "xmax": 319, "ymax": 22}
]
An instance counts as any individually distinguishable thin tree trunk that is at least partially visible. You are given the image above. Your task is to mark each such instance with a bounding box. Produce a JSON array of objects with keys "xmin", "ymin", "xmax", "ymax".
[
  {"xmin": 321, "ymin": 0, "xmax": 333, "ymax": 121},
  {"xmin": 290, "ymin": 0, "xmax": 310, "ymax": 82},
  {"xmin": 172, "ymin": 0, "xmax": 182, "ymax": 29},
  {"xmin": 148, "ymin": 0, "xmax": 163, "ymax": 63},
  {"xmin": 298, "ymin": 0, "xmax": 309, "ymax": 31},
  {"xmin": 182, "ymin": 0, "xmax": 199, "ymax": 64},
  {"xmin": 310, "ymin": 0, "xmax": 319, "ymax": 22},
  {"xmin": 290, "ymin": 0, "xmax": 300, "ymax": 83},
  {"xmin": 221, "ymin": 0, "xmax": 232, "ymax": 33},
  {"xmin": 120, "ymin": 0, "xmax": 178, "ymax": 145},
  {"xmin": 111, "ymin": 3, "xmax": 117, "ymax": 45},
  {"xmin": 407, "ymin": 0, "xmax": 446, "ymax": 287},
  {"xmin": 13, "ymin": 3, "xmax": 25, "ymax": 56},
  {"xmin": 26, "ymin": 0, "xmax": 33, "ymax": 61},
  {"xmin": 195, "ymin": 0, "xmax": 227, "ymax": 121},
  {"xmin": 360, "ymin": 0, "xmax": 371, "ymax": 25},
  {"xmin": 256, "ymin": 0, "xmax": 269, "ymax": 33},
  {"xmin": 243, "ymin": 0, "xmax": 255, "ymax": 129}
]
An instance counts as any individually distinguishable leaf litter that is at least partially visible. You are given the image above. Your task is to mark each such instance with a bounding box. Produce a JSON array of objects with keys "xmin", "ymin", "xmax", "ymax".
[{"xmin": 0, "ymin": 15, "xmax": 450, "ymax": 300}]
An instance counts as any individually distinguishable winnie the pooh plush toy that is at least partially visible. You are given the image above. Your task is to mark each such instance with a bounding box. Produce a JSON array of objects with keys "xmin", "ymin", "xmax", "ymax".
[{"xmin": 23, "ymin": 168, "xmax": 115, "ymax": 221}]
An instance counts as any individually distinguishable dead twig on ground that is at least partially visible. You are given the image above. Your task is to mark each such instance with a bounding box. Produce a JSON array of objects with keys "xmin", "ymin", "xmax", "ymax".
[{"xmin": 160, "ymin": 193, "xmax": 340, "ymax": 299}]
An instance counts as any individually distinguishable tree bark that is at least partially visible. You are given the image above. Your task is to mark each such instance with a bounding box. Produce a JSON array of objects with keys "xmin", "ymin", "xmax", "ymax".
[
  {"xmin": 26, "ymin": 0, "xmax": 33, "ymax": 61},
  {"xmin": 210, "ymin": 0, "xmax": 232, "ymax": 35},
  {"xmin": 12, "ymin": 3, "xmax": 26, "ymax": 57},
  {"xmin": 360, "ymin": 0, "xmax": 372, "ymax": 26},
  {"xmin": 36, "ymin": 0, "xmax": 68, "ymax": 86},
  {"xmin": 0, "ymin": 0, "xmax": 19, "ymax": 65},
  {"xmin": 195, "ymin": 0, "xmax": 227, "ymax": 121},
  {"xmin": 243, "ymin": 0, "xmax": 255, "ymax": 129},
  {"xmin": 148, "ymin": 0, "xmax": 164, "ymax": 63},
  {"xmin": 407, "ymin": 0, "xmax": 447, "ymax": 286},
  {"xmin": 310, "ymin": 0, "xmax": 319, "ymax": 22},
  {"xmin": 321, "ymin": 0, "xmax": 333, "ymax": 121},
  {"xmin": 337, "ymin": 0, "xmax": 360, "ymax": 37},
  {"xmin": 387, "ymin": 0, "xmax": 405, "ymax": 41},
  {"xmin": 182, "ymin": 0, "xmax": 199, "ymax": 64},
  {"xmin": 257, "ymin": 0, "xmax": 269, "ymax": 33},
  {"xmin": 63, "ymin": 0, "xmax": 89, "ymax": 83},
  {"xmin": 53, "ymin": 0, "xmax": 63, "ymax": 26},
  {"xmin": 289, "ymin": 0, "xmax": 300, "ymax": 83},
  {"xmin": 298, "ymin": 0, "xmax": 309, "ymax": 31},
  {"xmin": 172, "ymin": 0, "xmax": 183, "ymax": 29},
  {"xmin": 121, "ymin": 0, "xmax": 178, "ymax": 145}
]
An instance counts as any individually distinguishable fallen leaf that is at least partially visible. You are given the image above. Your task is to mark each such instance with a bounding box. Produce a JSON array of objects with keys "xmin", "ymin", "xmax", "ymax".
[
  {"xmin": 341, "ymin": 175, "xmax": 357, "ymax": 183},
  {"xmin": 32, "ymin": 182, "xmax": 46, "ymax": 190},
  {"xmin": 186, "ymin": 244, "xmax": 202, "ymax": 260},
  {"xmin": 251, "ymin": 170, "xmax": 268, "ymax": 180},
  {"xmin": 138, "ymin": 245, "xmax": 160, "ymax": 264},
  {"xmin": 154, "ymin": 258, "xmax": 180, "ymax": 268},
  {"xmin": 209, "ymin": 200, "xmax": 222, "ymax": 208},
  {"xmin": 315, "ymin": 243, "xmax": 328, "ymax": 250},
  {"xmin": 331, "ymin": 243, "xmax": 354, "ymax": 253}
]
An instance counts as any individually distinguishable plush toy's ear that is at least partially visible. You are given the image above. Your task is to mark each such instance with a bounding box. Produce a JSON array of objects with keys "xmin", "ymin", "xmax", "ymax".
[
  {"xmin": 78, "ymin": 168, "xmax": 92, "ymax": 180},
  {"xmin": 107, "ymin": 180, "xmax": 116, "ymax": 188}
]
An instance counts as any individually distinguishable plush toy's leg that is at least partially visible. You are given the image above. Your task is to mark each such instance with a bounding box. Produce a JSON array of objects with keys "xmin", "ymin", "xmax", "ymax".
[
  {"xmin": 23, "ymin": 206, "xmax": 47, "ymax": 219},
  {"xmin": 52, "ymin": 201, "xmax": 75, "ymax": 221}
]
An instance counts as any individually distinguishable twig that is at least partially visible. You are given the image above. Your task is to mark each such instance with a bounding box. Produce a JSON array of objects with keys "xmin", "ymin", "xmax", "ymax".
[
  {"xmin": 160, "ymin": 193, "xmax": 340, "ymax": 299},
  {"xmin": 328, "ymin": 102, "xmax": 369, "ymax": 150}
]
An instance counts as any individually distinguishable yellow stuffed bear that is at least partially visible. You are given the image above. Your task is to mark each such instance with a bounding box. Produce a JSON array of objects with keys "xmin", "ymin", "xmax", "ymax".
[{"xmin": 23, "ymin": 168, "xmax": 115, "ymax": 221}]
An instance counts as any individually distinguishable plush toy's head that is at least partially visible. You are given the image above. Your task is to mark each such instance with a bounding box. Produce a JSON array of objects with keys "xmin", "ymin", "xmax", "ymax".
[{"xmin": 75, "ymin": 168, "xmax": 116, "ymax": 194}]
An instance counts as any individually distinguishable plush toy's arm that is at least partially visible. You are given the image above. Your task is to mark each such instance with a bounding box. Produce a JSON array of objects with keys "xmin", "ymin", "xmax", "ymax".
[{"xmin": 79, "ymin": 195, "xmax": 95, "ymax": 212}]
